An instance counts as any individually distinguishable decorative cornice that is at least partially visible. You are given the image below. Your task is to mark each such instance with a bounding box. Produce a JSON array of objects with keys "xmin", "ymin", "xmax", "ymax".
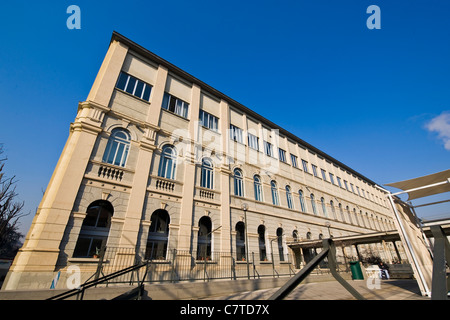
[{"xmin": 70, "ymin": 121, "xmax": 103, "ymax": 135}]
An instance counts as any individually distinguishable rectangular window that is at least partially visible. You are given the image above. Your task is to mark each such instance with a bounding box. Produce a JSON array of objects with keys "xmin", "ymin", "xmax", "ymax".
[
  {"xmin": 302, "ymin": 159, "xmax": 309, "ymax": 173},
  {"xmin": 290, "ymin": 154, "xmax": 298, "ymax": 168},
  {"xmin": 356, "ymin": 186, "xmax": 361, "ymax": 196},
  {"xmin": 116, "ymin": 72, "xmax": 152, "ymax": 101},
  {"xmin": 344, "ymin": 180, "xmax": 349, "ymax": 191},
  {"xmin": 248, "ymin": 133, "xmax": 259, "ymax": 150},
  {"xmin": 229, "ymin": 124, "xmax": 243, "ymax": 143},
  {"xmin": 337, "ymin": 177, "xmax": 343, "ymax": 188},
  {"xmin": 162, "ymin": 92, "xmax": 189, "ymax": 119},
  {"xmin": 312, "ymin": 165, "xmax": 318, "ymax": 177},
  {"xmin": 263, "ymin": 141, "xmax": 273, "ymax": 157},
  {"xmin": 199, "ymin": 110, "xmax": 219, "ymax": 132},
  {"xmin": 350, "ymin": 183, "xmax": 355, "ymax": 193},
  {"xmin": 278, "ymin": 148, "xmax": 287, "ymax": 162},
  {"xmin": 321, "ymin": 169, "xmax": 327, "ymax": 181},
  {"xmin": 329, "ymin": 173, "xmax": 335, "ymax": 185}
]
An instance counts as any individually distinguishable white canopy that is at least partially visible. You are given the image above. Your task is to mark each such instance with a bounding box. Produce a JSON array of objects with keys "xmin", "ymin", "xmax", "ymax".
[{"xmin": 385, "ymin": 169, "xmax": 450, "ymax": 201}]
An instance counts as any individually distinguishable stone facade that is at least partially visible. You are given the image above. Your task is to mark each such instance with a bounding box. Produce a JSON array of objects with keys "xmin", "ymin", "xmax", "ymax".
[{"xmin": 3, "ymin": 32, "xmax": 399, "ymax": 290}]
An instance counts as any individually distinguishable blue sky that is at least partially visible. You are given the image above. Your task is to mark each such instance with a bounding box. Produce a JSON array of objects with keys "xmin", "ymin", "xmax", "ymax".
[{"xmin": 0, "ymin": 1, "xmax": 449, "ymax": 235}]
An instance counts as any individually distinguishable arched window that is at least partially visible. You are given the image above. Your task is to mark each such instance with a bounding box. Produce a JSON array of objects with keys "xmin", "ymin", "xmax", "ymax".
[
  {"xmin": 303, "ymin": 232, "xmax": 314, "ymax": 263},
  {"xmin": 201, "ymin": 158, "xmax": 214, "ymax": 189},
  {"xmin": 339, "ymin": 203, "xmax": 345, "ymax": 222},
  {"xmin": 271, "ymin": 181, "xmax": 279, "ymax": 206},
  {"xmin": 102, "ymin": 128, "xmax": 131, "ymax": 167},
  {"xmin": 310, "ymin": 194, "xmax": 317, "ymax": 215},
  {"xmin": 292, "ymin": 230, "xmax": 299, "ymax": 242},
  {"xmin": 258, "ymin": 225, "xmax": 267, "ymax": 261},
  {"xmin": 346, "ymin": 206, "xmax": 353, "ymax": 224},
  {"xmin": 360, "ymin": 210, "xmax": 366, "ymax": 227},
  {"xmin": 353, "ymin": 208, "xmax": 360, "ymax": 226},
  {"xmin": 286, "ymin": 186, "xmax": 293, "ymax": 209},
  {"xmin": 234, "ymin": 168, "xmax": 244, "ymax": 197},
  {"xmin": 321, "ymin": 197, "xmax": 328, "ymax": 217},
  {"xmin": 73, "ymin": 200, "xmax": 113, "ymax": 258},
  {"xmin": 235, "ymin": 222, "xmax": 246, "ymax": 261},
  {"xmin": 277, "ymin": 228, "xmax": 285, "ymax": 261},
  {"xmin": 254, "ymin": 175, "xmax": 263, "ymax": 201},
  {"xmin": 330, "ymin": 200, "xmax": 336, "ymax": 220},
  {"xmin": 145, "ymin": 210, "xmax": 170, "ymax": 260},
  {"xmin": 158, "ymin": 145, "xmax": 177, "ymax": 179},
  {"xmin": 366, "ymin": 212, "xmax": 372, "ymax": 229},
  {"xmin": 299, "ymin": 190, "xmax": 306, "ymax": 212},
  {"xmin": 197, "ymin": 216, "xmax": 212, "ymax": 260}
]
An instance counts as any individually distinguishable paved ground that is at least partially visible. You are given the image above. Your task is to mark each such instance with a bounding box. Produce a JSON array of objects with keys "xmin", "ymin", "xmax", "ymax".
[{"xmin": 202, "ymin": 279, "xmax": 430, "ymax": 300}]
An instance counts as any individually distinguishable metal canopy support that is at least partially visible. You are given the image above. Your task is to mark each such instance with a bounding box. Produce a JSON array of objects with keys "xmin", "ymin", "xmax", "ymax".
[
  {"xmin": 430, "ymin": 225, "xmax": 450, "ymax": 300},
  {"xmin": 390, "ymin": 180, "xmax": 449, "ymax": 198},
  {"xmin": 269, "ymin": 239, "xmax": 364, "ymax": 300},
  {"xmin": 383, "ymin": 170, "xmax": 450, "ymax": 298},
  {"xmin": 387, "ymin": 192, "xmax": 431, "ymax": 297}
]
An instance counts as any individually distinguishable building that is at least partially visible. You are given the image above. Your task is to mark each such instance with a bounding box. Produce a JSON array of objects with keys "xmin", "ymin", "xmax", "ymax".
[{"xmin": 3, "ymin": 32, "xmax": 400, "ymax": 290}]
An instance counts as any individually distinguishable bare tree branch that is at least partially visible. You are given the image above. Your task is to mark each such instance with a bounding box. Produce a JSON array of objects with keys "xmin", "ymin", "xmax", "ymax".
[{"xmin": 0, "ymin": 144, "xmax": 28, "ymax": 258}]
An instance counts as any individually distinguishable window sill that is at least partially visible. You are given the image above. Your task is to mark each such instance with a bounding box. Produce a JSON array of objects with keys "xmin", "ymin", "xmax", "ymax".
[
  {"xmin": 68, "ymin": 257, "xmax": 103, "ymax": 263},
  {"xmin": 161, "ymin": 108, "xmax": 190, "ymax": 121},
  {"xmin": 199, "ymin": 125, "xmax": 221, "ymax": 135},
  {"xmin": 195, "ymin": 260, "xmax": 217, "ymax": 264},
  {"xmin": 115, "ymin": 88, "xmax": 151, "ymax": 104},
  {"xmin": 229, "ymin": 139, "xmax": 246, "ymax": 146},
  {"xmin": 146, "ymin": 259, "xmax": 171, "ymax": 264}
]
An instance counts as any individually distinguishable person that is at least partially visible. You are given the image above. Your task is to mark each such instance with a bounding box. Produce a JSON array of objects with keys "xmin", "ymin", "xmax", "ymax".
[{"xmin": 378, "ymin": 261, "xmax": 390, "ymax": 279}]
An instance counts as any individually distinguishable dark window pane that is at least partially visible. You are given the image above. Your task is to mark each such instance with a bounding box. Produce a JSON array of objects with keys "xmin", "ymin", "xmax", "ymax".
[
  {"xmin": 162, "ymin": 92, "xmax": 170, "ymax": 109},
  {"xmin": 116, "ymin": 73, "xmax": 128, "ymax": 91},
  {"xmin": 134, "ymin": 81, "xmax": 144, "ymax": 98},
  {"xmin": 125, "ymin": 77, "xmax": 136, "ymax": 94},
  {"xmin": 143, "ymin": 85, "xmax": 152, "ymax": 101},
  {"xmin": 73, "ymin": 237, "xmax": 91, "ymax": 257},
  {"xmin": 168, "ymin": 95, "xmax": 176, "ymax": 112}
]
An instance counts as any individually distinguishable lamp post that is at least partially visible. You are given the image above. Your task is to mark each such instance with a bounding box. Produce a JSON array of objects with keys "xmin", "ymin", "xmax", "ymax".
[
  {"xmin": 325, "ymin": 221, "xmax": 331, "ymax": 238},
  {"xmin": 202, "ymin": 225, "xmax": 222, "ymax": 282},
  {"xmin": 270, "ymin": 233, "xmax": 284, "ymax": 277},
  {"xmin": 242, "ymin": 203, "xmax": 250, "ymax": 279}
]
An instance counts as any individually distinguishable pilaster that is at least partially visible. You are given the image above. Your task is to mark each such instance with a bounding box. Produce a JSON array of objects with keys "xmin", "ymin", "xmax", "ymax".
[
  {"xmin": 86, "ymin": 40, "xmax": 129, "ymax": 108},
  {"xmin": 118, "ymin": 125, "xmax": 158, "ymax": 248},
  {"xmin": 4, "ymin": 102, "xmax": 106, "ymax": 289},
  {"xmin": 176, "ymin": 84, "xmax": 201, "ymax": 251},
  {"xmin": 219, "ymin": 100, "xmax": 231, "ymax": 252}
]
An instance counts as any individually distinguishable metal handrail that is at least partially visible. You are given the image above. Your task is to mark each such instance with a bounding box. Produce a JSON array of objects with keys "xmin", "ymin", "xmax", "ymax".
[{"xmin": 47, "ymin": 261, "xmax": 148, "ymax": 300}]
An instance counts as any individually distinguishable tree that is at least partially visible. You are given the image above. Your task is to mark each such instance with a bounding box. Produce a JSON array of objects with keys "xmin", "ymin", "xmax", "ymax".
[{"xmin": 0, "ymin": 145, "xmax": 28, "ymax": 259}]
